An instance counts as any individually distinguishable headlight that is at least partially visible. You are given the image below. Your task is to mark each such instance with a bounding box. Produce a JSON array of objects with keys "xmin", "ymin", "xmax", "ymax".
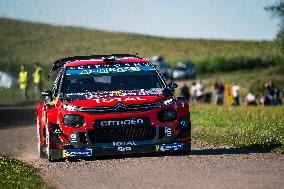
[
  {"xmin": 63, "ymin": 114, "xmax": 85, "ymax": 128},
  {"xmin": 158, "ymin": 108, "xmax": 177, "ymax": 122},
  {"xmin": 62, "ymin": 104, "xmax": 81, "ymax": 111}
]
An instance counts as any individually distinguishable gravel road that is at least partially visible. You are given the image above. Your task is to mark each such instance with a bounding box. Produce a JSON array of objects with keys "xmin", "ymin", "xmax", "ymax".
[{"xmin": 0, "ymin": 125, "xmax": 283, "ymax": 189}]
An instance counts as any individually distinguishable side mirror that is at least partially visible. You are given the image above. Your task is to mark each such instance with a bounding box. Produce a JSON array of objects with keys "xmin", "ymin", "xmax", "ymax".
[
  {"xmin": 177, "ymin": 96, "xmax": 186, "ymax": 101},
  {"xmin": 168, "ymin": 82, "xmax": 178, "ymax": 89},
  {"xmin": 162, "ymin": 87, "xmax": 173, "ymax": 97},
  {"xmin": 42, "ymin": 90, "xmax": 53, "ymax": 101}
]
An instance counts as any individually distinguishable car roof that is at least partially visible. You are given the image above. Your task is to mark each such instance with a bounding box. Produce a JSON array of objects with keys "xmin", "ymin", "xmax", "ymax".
[
  {"xmin": 48, "ymin": 54, "xmax": 149, "ymax": 78},
  {"xmin": 65, "ymin": 57, "xmax": 150, "ymax": 67}
]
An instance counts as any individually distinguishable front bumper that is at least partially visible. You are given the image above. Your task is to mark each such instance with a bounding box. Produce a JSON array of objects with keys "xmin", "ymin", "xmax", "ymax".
[
  {"xmin": 49, "ymin": 141, "xmax": 191, "ymax": 161},
  {"xmin": 48, "ymin": 116, "xmax": 191, "ymax": 161}
]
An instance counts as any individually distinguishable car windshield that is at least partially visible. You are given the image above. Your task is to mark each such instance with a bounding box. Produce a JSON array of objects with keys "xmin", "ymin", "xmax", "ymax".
[{"xmin": 62, "ymin": 62, "xmax": 165, "ymax": 94}]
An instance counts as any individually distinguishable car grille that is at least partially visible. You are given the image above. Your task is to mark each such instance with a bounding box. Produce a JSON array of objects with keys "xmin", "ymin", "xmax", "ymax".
[
  {"xmin": 88, "ymin": 126, "xmax": 156, "ymax": 143},
  {"xmin": 80, "ymin": 101, "xmax": 162, "ymax": 114}
]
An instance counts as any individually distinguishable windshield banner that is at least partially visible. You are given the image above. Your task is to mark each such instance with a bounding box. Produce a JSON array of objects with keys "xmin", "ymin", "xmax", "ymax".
[{"xmin": 66, "ymin": 62, "xmax": 155, "ymax": 75}]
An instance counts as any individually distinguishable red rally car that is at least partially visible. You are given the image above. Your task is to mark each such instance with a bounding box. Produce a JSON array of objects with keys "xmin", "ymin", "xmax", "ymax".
[{"xmin": 36, "ymin": 54, "xmax": 191, "ymax": 161}]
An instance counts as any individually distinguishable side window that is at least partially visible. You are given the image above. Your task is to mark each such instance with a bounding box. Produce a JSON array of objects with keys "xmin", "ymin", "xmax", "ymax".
[{"xmin": 51, "ymin": 69, "xmax": 63, "ymax": 96}]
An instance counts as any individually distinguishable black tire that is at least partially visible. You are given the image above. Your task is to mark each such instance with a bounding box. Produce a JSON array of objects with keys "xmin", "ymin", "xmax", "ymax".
[
  {"xmin": 45, "ymin": 122, "xmax": 53, "ymax": 162},
  {"xmin": 44, "ymin": 120, "xmax": 66, "ymax": 162},
  {"xmin": 37, "ymin": 117, "xmax": 45, "ymax": 158}
]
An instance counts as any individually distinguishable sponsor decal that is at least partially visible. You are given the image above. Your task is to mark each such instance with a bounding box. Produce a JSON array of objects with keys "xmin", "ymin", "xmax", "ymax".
[
  {"xmin": 66, "ymin": 65, "xmax": 155, "ymax": 75},
  {"xmin": 113, "ymin": 141, "xmax": 137, "ymax": 146},
  {"xmin": 111, "ymin": 90, "xmax": 121, "ymax": 95},
  {"xmin": 95, "ymin": 117, "xmax": 149, "ymax": 127},
  {"xmin": 117, "ymin": 147, "xmax": 132, "ymax": 152},
  {"xmin": 63, "ymin": 149, "xmax": 92, "ymax": 157},
  {"xmin": 69, "ymin": 62, "xmax": 151, "ymax": 69},
  {"xmin": 155, "ymin": 143, "xmax": 183, "ymax": 152},
  {"xmin": 67, "ymin": 88, "xmax": 163, "ymax": 99},
  {"xmin": 91, "ymin": 97, "xmax": 146, "ymax": 103},
  {"xmin": 70, "ymin": 134, "xmax": 76, "ymax": 140},
  {"xmin": 53, "ymin": 128, "xmax": 62, "ymax": 134},
  {"xmin": 70, "ymin": 133, "xmax": 77, "ymax": 143},
  {"xmin": 100, "ymin": 118, "xmax": 144, "ymax": 127},
  {"xmin": 165, "ymin": 127, "xmax": 172, "ymax": 137}
]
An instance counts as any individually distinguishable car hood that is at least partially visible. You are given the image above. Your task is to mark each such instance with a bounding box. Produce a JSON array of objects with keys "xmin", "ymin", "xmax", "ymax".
[{"xmin": 62, "ymin": 89, "xmax": 168, "ymax": 107}]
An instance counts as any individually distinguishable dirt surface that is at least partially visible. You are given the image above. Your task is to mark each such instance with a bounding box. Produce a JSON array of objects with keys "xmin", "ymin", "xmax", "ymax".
[{"xmin": 0, "ymin": 125, "xmax": 283, "ymax": 189}]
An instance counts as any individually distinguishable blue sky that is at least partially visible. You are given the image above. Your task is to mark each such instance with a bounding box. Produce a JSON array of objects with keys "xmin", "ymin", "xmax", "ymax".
[{"xmin": 0, "ymin": 0, "xmax": 279, "ymax": 40}]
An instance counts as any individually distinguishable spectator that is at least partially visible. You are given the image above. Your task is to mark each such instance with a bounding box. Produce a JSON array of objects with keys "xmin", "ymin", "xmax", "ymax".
[
  {"xmin": 33, "ymin": 62, "xmax": 43, "ymax": 99},
  {"xmin": 264, "ymin": 80, "xmax": 275, "ymax": 105},
  {"xmin": 214, "ymin": 79, "xmax": 224, "ymax": 105},
  {"xmin": 195, "ymin": 79, "xmax": 205, "ymax": 102},
  {"xmin": 245, "ymin": 92, "xmax": 257, "ymax": 106},
  {"xmin": 232, "ymin": 83, "xmax": 240, "ymax": 106},
  {"xmin": 180, "ymin": 82, "xmax": 190, "ymax": 101},
  {"xmin": 274, "ymin": 88, "xmax": 282, "ymax": 105},
  {"xmin": 18, "ymin": 65, "xmax": 28, "ymax": 100},
  {"xmin": 190, "ymin": 81, "xmax": 197, "ymax": 102},
  {"xmin": 262, "ymin": 80, "xmax": 282, "ymax": 105}
]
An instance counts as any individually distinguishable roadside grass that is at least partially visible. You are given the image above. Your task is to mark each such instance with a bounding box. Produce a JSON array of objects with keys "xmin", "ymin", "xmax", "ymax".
[
  {"xmin": 0, "ymin": 156, "xmax": 50, "ymax": 189},
  {"xmin": 177, "ymin": 66, "xmax": 284, "ymax": 100},
  {"xmin": 0, "ymin": 88, "xmax": 39, "ymax": 106},
  {"xmin": 191, "ymin": 104, "xmax": 284, "ymax": 153}
]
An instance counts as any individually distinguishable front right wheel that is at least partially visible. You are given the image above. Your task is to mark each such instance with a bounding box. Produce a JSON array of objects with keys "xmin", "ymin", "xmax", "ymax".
[
  {"xmin": 36, "ymin": 116, "xmax": 45, "ymax": 158},
  {"xmin": 45, "ymin": 121, "xmax": 53, "ymax": 162}
]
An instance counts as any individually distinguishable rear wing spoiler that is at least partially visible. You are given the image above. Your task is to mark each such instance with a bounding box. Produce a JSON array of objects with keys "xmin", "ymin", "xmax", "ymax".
[{"xmin": 48, "ymin": 54, "xmax": 141, "ymax": 79}]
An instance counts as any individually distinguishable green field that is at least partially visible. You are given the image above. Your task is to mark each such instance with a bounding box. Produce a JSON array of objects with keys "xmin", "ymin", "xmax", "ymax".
[
  {"xmin": 191, "ymin": 104, "xmax": 284, "ymax": 153},
  {"xmin": 0, "ymin": 156, "xmax": 50, "ymax": 189},
  {"xmin": 0, "ymin": 18, "xmax": 281, "ymax": 73}
]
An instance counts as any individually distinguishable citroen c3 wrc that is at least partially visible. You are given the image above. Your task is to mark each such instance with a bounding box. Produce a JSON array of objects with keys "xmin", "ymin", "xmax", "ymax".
[{"xmin": 36, "ymin": 54, "xmax": 191, "ymax": 161}]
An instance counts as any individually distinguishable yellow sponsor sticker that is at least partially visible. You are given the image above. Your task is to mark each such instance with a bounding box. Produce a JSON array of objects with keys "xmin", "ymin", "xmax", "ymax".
[
  {"xmin": 63, "ymin": 150, "xmax": 72, "ymax": 157},
  {"xmin": 155, "ymin": 145, "xmax": 159, "ymax": 152},
  {"xmin": 112, "ymin": 90, "xmax": 121, "ymax": 95}
]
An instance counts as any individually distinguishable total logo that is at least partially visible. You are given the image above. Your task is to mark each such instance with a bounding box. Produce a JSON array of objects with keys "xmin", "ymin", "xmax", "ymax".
[
  {"xmin": 92, "ymin": 97, "xmax": 146, "ymax": 104},
  {"xmin": 113, "ymin": 141, "xmax": 137, "ymax": 146}
]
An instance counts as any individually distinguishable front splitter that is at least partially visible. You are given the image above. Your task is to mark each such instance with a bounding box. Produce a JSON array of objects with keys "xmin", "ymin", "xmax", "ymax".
[{"xmin": 49, "ymin": 141, "xmax": 191, "ymax": 161}]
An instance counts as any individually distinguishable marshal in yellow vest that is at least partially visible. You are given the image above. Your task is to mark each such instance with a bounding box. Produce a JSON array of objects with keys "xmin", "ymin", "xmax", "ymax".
[
  {"xmin": 19, "ymin": 70, "xmax": 28, "ymax": 89},
  {"xmin": 225, "ymin": 84, "xmax": 233, "ymax": 105},
  {"xmin": 34, "ymin": 67, "xmax": 42, "ymax": 84}
]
